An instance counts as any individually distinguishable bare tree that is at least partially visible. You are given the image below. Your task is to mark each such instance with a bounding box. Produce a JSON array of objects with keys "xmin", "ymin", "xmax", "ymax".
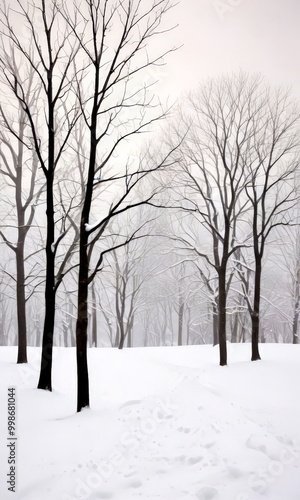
[
  {"xmin": 98, "ymin": 235, "xmax": 152, "ymax": 349},
  {"xmin": 169, "ymin": 73, "xmax": 300, "ymax": 364},
  {"xmin": 0, "ymin": 0, "xmax": 80, "ymax": 388},
  {"xmin": 243, "ymin": 85, "xmax": 300, "ymax": 360},
  {"xmin": 0, "ymin": 72, "xmax": 44, "ymax": 363},
  {"xmin": 275, "ymin": 205, "xmax": 300, "ymax": 345},
  {"xmin": 170, "ymin": 74, "xmax": 256, "ymax": 365},
  {"xmin": 61, "ymin": 0, "xmax": 177, "ymax": 411}
]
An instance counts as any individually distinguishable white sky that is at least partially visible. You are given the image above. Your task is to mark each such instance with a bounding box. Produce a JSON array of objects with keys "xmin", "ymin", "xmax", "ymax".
[{"xmin": 157, "ymin": 0, "xmax": 300, "ymax": 100}]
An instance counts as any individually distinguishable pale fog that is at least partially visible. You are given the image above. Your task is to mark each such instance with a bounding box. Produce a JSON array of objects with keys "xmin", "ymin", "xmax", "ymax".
[{"xmin": 0, "ymin": 1, "xmax": 300, "ymax": 499}]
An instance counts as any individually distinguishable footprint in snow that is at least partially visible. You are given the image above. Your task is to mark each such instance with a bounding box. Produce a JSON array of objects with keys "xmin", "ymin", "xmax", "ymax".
[
  {"xmin": 123, "ymin": 470, "xmax": 137, "ymax": 478},
  {"xmin": 196, "ymin": 486, "xmax": 219, "ymax": 500},
  {"xmin": 246, "ymin": 434, "xmax": 285, "ymax": 460},
  {"xmin": 187, "ymin": 456, "xmax": 203, "ymax": 465},
  {"xmin": 88, "ymin": 492, "xmax": 113, "ymax": 499},
  {"xmin": 119, "ymin": 400, "xmax": 142, "ymax": 409},
  {"xmin": 226, "ymin": 465, "xmax": 244, "ymax": 479},
  {"xmin": 172, "ymin": 455, "xmax": 203, "ymax": 465},
  {"xmin": 127, "ymin": 479, "xmax": 143, "ymax": 489},
  {"xmin": 204, "ymin": 442, "xmax": 215, "ymax": 449},
  {"xmin": 177, "ymin": 426, "xmax": 191, "ymax": 433}
]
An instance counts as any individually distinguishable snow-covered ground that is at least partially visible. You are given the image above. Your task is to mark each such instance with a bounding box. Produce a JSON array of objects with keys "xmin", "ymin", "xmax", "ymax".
[{"xmin": 0, "ymin": 343, "xmax": 299, "ymax": 500}]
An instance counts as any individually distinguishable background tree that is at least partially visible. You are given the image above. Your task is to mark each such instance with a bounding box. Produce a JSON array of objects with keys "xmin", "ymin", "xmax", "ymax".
[
  {"xmin": 0, "ymin": 0, "xmax": 80, "ymax": 388},
  {"xmin": 242, "ymin": 84, "xmax": 300, "ymax": 360},
  {"xmin": 0, "ymin": 76, "xmax": 45, "ymax": 363},
  {"xmin": 170, "ymin": 74, "xmax": 253, "ymax": 365},
  {"xmin": 98, "ymin": 228, "xmax": 155, "ymax": 349}
]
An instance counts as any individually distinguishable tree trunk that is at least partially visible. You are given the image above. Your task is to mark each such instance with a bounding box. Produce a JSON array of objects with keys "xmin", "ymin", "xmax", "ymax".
[
  {"xmin": 118, "ymin": 323, "xmax": 126, "ymax": 349},
  {"xmin": 292, "ymin": 263, "xmax": 300, "ymax": 344},
  {"xmin": 212, "ymin": 302, "xmax": 218, "ymax": 346},
  {"xmin": 16, "ymin": 237, "xmax": 27, "ymax": 363},
  {"xmin": 218, "ymin": 265, "xmax": 227, "ymax": 366},
  {"xmin": 76, "ymin": 225, "xmax": 90, "ymax": 411},
  {"xmin": 14, "ymin": 161, "xmax": 28, "ymax": 364},
  {"xmin": 15, "ymin": 134, "xmax": 28, "ymax": 363},
  {"xmin": 75, "ymin": 94, "xmax": 99, "ymax": 410},
  {"xmin": 38, "ymin": 166, "xmax": 56, "ymax": 390},
  {"xmin": 127, "ymin": 315, "xmax": 134, "ymax": 348},
  {"xmin": 114, "ymin": 326, "xmax": 120, "ymax": 348},
  {"xmin": 239, "ymin": 312, "xmax": 247, "ymax": 342},
  {"xmin": 251, "ymin": 258, "xmax": 261, "ymax": 361},
  {"xmin": 38, "ymin": 82, "xmax": 56, "ymax": 390},
  {"xmin": 231, "ymin": 313, "xmax": 239, "ymax": 343},
  {"xmin": 118, "ymin": 335, "xmax": 125, "ymax": 349},
  {"xmin": 91, "ymin": 282, "xmax": 97, "ymax": 347},
  {"xmin": 178, "ymin": 299, "xmax": 184, "ymax": 346},
  {"xmin": 127, "ymin": 328, "xmax": 132, "ymax": 348}
]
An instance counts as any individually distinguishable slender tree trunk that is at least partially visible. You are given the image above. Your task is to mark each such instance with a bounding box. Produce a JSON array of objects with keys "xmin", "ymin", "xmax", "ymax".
[
  {"xmin": 16, "ymin": 234, "xmax": 27, "ymax": 363},
  {"xmin": 37, "ymin": 60, "xmax": 57, "ymax": 389},
  {"xmin": 114, "ymin": 326, "xmax": 120, "ymax": 348},
  {"xmin": 127, "ymin": 316, "xmax": 134, "ymax": 348},
  {"xmin": 38, "ymin": 168, "xmax": 55, "ymax": 390},
  {"xmin": 231, "ymin": 313, "xmax": 239, "ymax": 343},
  {"xmin": 178, "ymin": 299, "xmax": 184, "ymax": 346},
  {"xmin": 239, "ymin": 312, "xmax": 247, "ymax": 342},
  {"xmin": 186, "ymin": 306, "xmax": 191, "ymax": 345},
  {"xmin": 127, "ymin": 328, "xmax": 132, "ymax": 348},
  {"xmin": 292, "ymin": 310, "xmax": 299, "ymax": 344},
  {"xmin": 15, "ymin": 128, "xmax": 28, "ymax": 363},
  {"xmin": 251, "ymin": 257, "xmax": 261, "ymax": 361},
  {"xmin": 75, "ymin": 94, "xmax": 99, "ymax": 410},
  {"xmin": 119, "ymin": 337, "xmax": 125, "ymax": 349},
  {"xmin": 91, "ymin": 282, "xmax": 97, "ymax": 347},
  {"xmin": 63, "ymin": 313, "xmax": 68, "ymax": 347},
  {"xmin": 118, "ymin": 323, "xmax": 126, "ymax": 349},
  {"xmin": 218, "ymin": 265, "xmax": 227, "ymax": 366},
  {"xmin": 212, "ymin": 302, "xmax": 218, "ymax": 346},
  {"xmin": 76, "ymin": 226, "xmax": 90, "ymax": 411},
  {"xmin": 292, "ymin": 263, "xmax": 300, "ymax": 344}
]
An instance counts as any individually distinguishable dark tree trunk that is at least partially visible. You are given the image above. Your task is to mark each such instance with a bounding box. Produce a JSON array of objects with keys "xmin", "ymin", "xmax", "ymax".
[
  {"xmin": 118, "ymin": 334, "xmax": 125, "ymax": 350},
  {"xmin": 15, "ymin": 136, "xmax": 28, "ymax": 363},
  {"xmin": 75, "ymin": 90, "xmax": 99, "ymax": 410},
  {"xmin": 212, "ymin": 302, "xmax": 218, "ymax": 346},
  {"xmin": 38, "ymin": 237, "xmax": 55, "ymax": 390},
  {"xmin": 16, "ymin": 237, "xmax": 27, "ymax": 363},
  {"xmin": 38, "ymin": 99, "xmax": 56, "ymax": 390},
  {"xmin": 76, "ymin": 228, "xmax": 90, "ymax": 411},
  {"xmin": 251, "ymin": 258, "xmax": 261, "ymax": 361},
  {"xmin": 218, "ymin": 265, "xmax": 227, "ymax": 366}
]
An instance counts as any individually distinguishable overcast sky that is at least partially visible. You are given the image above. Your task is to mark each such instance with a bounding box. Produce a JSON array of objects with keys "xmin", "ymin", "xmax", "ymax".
[{"xmin": 157, "ymin": 0, "xmax": 300, "ymax": 101}]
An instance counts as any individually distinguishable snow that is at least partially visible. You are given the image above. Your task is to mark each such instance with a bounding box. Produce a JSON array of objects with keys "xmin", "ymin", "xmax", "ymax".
[
  {"xmin": 85, "ymin": 222, "xmax": 100, "ymax": 233},
  {"xmin": 0, "ymin": 343, "xmax": 299, "ymax": 500}
]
